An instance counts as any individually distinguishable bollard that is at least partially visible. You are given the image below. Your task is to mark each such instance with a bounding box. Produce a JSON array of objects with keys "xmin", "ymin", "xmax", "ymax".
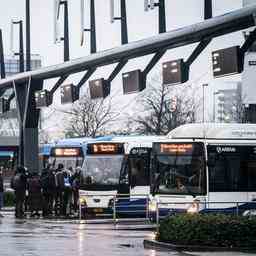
[
  {"xmin": 146, "ymin": 196, "xmax": 149, "ymax": 220},
  {"xmin": 113, "ymin": 195, "xmax": 117, "ymax": 225},
  {"xmin": 156, "ymin": 201, "xmax": 159, "ymax": 233},
  {"xmin": 79, "ymin": 201, "xmax": 82, "ymax": 220}
]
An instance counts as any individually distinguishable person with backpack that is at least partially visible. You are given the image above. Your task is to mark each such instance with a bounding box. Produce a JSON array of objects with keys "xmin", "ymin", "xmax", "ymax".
[
  {"xmin": 27, "ymin": 172, "xmax": 42, "ymax": 217},
  {"xmin": 55, "ymin": 163, "xmax": 65, "ymax": 216},
  {"xmin": 62, "ymin": 169, "xmax": 72, "ymax": 216},
  {"xmin": 71, "ymin": 167, "xmax": 82, "ymax": 214},
  {"xmin": 41, "ymin": 164, "xmax": 56, "ymax": 217},
  {"xmin": 11, "ymin": 166, "xmax": 27, "ymax": 218}
]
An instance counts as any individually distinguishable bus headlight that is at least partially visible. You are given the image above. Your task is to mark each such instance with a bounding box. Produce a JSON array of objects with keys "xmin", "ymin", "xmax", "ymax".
[
  {"xmin": 79, "ymin": 197, "xmax": 87, "ymax": 206},
  {"xmin": 149, "ymin": 200, "xmax": 157, "ymax": 212},
  {"xmin": 187, "ymin": 200, "xmax": 199, "ymax": 214}
]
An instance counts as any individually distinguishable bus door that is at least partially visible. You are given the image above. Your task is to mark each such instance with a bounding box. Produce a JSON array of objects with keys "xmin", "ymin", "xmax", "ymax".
[
  {"xmin": 127, "ymin": 147, "xmax": 151, "ymax": 198},
  {"xmin": 207, "ymin": 145, "xmax": 256, "ymax": 210}
]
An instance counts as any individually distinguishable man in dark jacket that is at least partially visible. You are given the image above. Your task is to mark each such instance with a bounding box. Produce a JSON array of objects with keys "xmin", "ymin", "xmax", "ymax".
[
  {"xmin": 11, "ymin": 166, "xmax": 27, "ymax": 218},
  {"xmin": 41, "ymin": 164, "xmax": 56, "ymax": 217},
  {"xmin": 55, "ymin": 163, "xmax": 64, "ymax": 216}
]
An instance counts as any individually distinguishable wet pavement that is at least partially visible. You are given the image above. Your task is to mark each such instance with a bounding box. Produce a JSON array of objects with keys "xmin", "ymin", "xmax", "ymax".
[{"xmin": 0, "ymin": 212, "xmax": 255, "ymax": 256}]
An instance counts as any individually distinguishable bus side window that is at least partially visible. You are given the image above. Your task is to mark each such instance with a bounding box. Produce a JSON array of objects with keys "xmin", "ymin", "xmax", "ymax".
[
  {"xmin": 119, "ymin": 157, "xmax": 129, "ymax": 185},
  {"xmin": 207, "ymin": 154, "xmax": 216, "ymax": 168}
]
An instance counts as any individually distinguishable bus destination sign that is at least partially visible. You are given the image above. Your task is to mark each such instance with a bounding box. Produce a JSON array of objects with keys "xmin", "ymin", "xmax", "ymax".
[
  {"xmin": 159, "ymin": 143, "xmax": 193, "ymax": 154},
  {"xmin": 53, "ymin": 148, "xmax": 82, "ymax": 157},
  {"xmin": 88, "ymin": 143, "xmax": 124, "ymax": 155}
]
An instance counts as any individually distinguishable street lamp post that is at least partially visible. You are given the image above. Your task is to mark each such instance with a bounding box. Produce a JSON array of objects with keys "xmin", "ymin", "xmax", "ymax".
[{"xmin": 202, "ymin": 84, "xmax": 208, "ymax": 123}]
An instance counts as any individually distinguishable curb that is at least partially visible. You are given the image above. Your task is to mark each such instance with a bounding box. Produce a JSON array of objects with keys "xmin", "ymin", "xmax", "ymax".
[
  {"xmin": 143, "ymin": 239, "xmax": 256, "ymax": 252},
  {"xmin": 1, "ymin": 207, "xmax": 14, "ymax": 212}
]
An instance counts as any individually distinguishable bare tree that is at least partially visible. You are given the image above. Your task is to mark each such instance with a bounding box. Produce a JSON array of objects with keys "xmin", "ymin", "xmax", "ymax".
[
  {"xmin": 61, "ymin": 93, "xmax": 119, "ymax": 138},
  {"xmin": 133, "ymin": 76, "xmax": 199, "ymax": 135},
  {"xmin": 0, "ymin": 117, "xmax": 18, "ymax": 136}
]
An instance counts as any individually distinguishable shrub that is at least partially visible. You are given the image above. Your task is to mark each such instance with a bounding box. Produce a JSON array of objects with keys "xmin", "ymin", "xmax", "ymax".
[
  {"xmin": 3, "ymin": 191, "xmax": 15, "ymax": 207},
  {"xmin": 157, "ymin": 214, "xmax": 256, "ymax": 248}
]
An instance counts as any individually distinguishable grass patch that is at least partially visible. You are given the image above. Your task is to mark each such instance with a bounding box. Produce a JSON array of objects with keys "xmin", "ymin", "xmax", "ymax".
[{"xmin": 3, "ymin": 191, "xmax": 15, "ymax": 207}]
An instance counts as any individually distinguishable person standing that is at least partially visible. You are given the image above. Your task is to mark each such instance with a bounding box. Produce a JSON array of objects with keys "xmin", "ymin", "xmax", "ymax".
[
  {"xmin": 62, "ymin": 169, "xmax": 72, "ymax": 216},
  {"xmin": 71, "ymin": 167, "xmax": 82, "ymax": 214},
  {"xmin": 0, "ymin": 167, "xmax": 4, "ymax": 217},
  {"xmin": 55, "ymin": 163, "xmax": 64, "ymax": 216},
  {"xmin": 11, "ymin": 166, "xmax": 27, "ymax": 218},
  {"xmin": 41, "ymin": 164, "xmax": 56, "ymax": 217},
  {"xmin": 27, "ymin": 172, "xmax": 42, "ymax": 217}
]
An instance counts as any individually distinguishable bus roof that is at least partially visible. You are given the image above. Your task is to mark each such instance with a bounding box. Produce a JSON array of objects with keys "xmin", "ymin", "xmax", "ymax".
[
  {"xmin": 167, "ymin": 123, "xmax": 256, "ymax": 140},
  {"xmin": 39, "ymin": 144, "xmax": 54, "ymax": 156},
  {"xmin": 87, "ymin": 135, "xmax": 166, "ymax": 144},
  {"xmin": 86, "ymin": 135, "xmax": 167, "ymax": 153},
  {"xmin": 54, "ymin": 137, "xmax": 99, "ymax": 146}
]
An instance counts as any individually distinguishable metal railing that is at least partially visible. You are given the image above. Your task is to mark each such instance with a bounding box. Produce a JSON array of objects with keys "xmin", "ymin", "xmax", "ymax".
[
  {"xmin": 78, "ymin": 193, "xmax": 151, "ymax": 223},
  {"xmin": 78, "ymin": 193, "xmax": 256, "ymax": 229},
  {"xmin": 79, "ymin": 193, "xmax": 256, "ymax": 226}
]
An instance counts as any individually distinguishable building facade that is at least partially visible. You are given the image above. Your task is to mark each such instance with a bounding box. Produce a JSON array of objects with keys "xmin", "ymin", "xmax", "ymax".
[
  {"xmin": 215, "ymin": 83, "xmax": 243, "ymax": 123},
  {"xmin": 4, "ymin": 54, "xmax": 41, "ymax": 76},
  {"xmin": 242, "ymin": 0, "xmax": 256, "ymax": 122}
]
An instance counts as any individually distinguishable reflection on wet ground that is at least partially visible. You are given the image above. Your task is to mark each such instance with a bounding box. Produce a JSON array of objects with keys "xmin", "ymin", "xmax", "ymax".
[{"xmin": 0, "ymin": 213, "xmax": 254, "ymax": 256}]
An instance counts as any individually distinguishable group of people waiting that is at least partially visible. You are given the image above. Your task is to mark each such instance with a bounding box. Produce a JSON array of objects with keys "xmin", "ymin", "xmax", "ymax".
[{"xmin": 10, "ymin": 163, "xmax": 82, "ymax": 218}]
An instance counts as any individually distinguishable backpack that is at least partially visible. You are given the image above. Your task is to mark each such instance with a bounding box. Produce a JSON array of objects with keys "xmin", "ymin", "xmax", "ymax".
[
  {"xmin": 64, "ymin": 176, "xmax": 71, "ymax": 188},
  {"xmin": 12, "ymin": 173, "xmax": 22, "ymax": 190},
  {"xmin": 40, "ymin": 174, "xmax": 50, "ymax": 189}
]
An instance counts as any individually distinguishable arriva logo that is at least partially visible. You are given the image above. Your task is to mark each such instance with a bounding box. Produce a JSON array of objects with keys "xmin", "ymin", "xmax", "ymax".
[{"xmin": 216, "ymin": 147, "xmax": 236, "ymax": 153}]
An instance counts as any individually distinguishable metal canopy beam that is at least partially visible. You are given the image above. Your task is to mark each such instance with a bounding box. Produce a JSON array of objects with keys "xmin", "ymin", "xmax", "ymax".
[
  {"xmin": 76, "ymin": 68, "xmax": 96, "ymax": 89},
  {"xmin": 0, "ymin": 4, "xmax": 256, "ymax": 89},
  {"xmin": 185, "ymin": 38, "xmax": 211, "ymax": 67},
  {"xmin": 240, "ymin": 27, "xmax": 256, "ymax": 54},
  {"xmin": 50, "ymin": 75, "xmax": 69, "ymax": 94}
]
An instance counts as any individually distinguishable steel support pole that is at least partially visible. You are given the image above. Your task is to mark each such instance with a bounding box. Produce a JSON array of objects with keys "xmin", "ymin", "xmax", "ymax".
[
  {"xmin": 14, "ymin": 78, "xmax": 43, "ymax": 171},
  {"xmin": 23, "ymin": 79, "xmax": 43, "ymax": 172},
  {"xmin": 158, "ymin": 0, "xmax": 166, "ymax": 33},
  {"xmin": 120, "ymin": 0, "xmax": 128, "ymax": 45},
  {"xmin": 90, "ymin": 0, "xmax": 97, "ymax": 53},
  {"xmin": 13, "ymin": 81, "xmax": 27, "ymax": 166},
  {"xmin": 202, "ymin": 84, "xmax": 208, "ymax": 123},
  {"xmin": 19, "ymin": 21, "xmax": 25, "ymax": 73},
  {"xmin": 64, "ymin": 1, "xmax": 70, "ymax": 61},
  {"xmin": 204, "ymin": 0, "xmax": 212, "ymax": 20},
  {"xmin": 26, "ymin": 0, "xmax": 31, "ymax": 71},
  {"xmin": 0, "ymin": 29, "xmax": 6, "ymax": 79}
]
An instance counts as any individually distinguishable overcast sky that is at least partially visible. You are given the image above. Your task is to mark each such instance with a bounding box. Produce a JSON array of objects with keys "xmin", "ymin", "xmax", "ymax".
[{"xmin": 0, "ymin": 0, "xmax": 251, "ymax": 136}]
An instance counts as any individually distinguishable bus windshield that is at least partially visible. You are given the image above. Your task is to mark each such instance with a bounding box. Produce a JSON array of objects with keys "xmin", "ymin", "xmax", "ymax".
[
  {"xmin": 152, "ymin": 142, "xmax": 206, "ymax": 195},
  {"xmin": 53, "ymin": 157, "xmax": 83, "ymax": 170},
  {"xmin": 83, "ymin": 155, "xmax": 123, "ymax": 185}
]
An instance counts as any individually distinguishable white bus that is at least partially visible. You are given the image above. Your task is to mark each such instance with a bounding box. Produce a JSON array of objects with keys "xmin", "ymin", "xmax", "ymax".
[
  {"xmin": 79, "ymin": 136, "xmax": 166, "ymax": 216},
  {"xmin": 149, "ymin": 123, "xmax": 256, "ymax": 217}
]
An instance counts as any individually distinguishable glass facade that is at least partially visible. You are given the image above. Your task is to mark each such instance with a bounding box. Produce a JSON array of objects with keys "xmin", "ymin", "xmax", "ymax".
[{"xmin": 4, "ymin": 55, "xmax": 42, "ymax": 77}]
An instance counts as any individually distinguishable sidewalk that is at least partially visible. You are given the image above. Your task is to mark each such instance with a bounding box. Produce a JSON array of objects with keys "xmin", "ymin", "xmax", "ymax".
[{"xmin": 1, "ymin": 207, "xmax": 14, "ymax": 212}]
